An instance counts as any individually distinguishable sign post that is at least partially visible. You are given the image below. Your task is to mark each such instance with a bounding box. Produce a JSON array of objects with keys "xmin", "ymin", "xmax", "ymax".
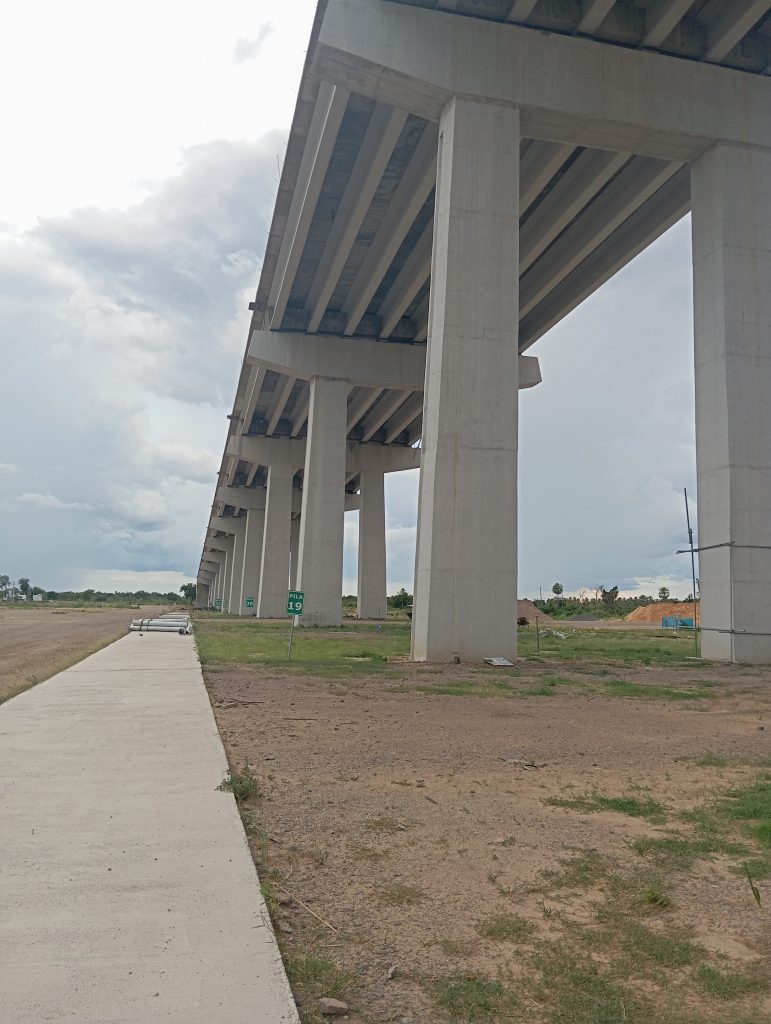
[
  {"xmin": 214, "ymin": 597, "xmax": 222, "ymax": 612},
  {"xmin": 286, "ymin": 590, "xmax": 304, "ymax": 659},
  {"xmin": 245, "ymin": 596, "xmax": 254, "ymax": 612}
]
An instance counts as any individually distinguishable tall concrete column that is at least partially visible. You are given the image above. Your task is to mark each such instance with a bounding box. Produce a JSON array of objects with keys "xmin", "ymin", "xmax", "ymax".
[
  {"xmin": 289, "ymin": 515, "xmax": 301, "ymax": 590},
  {"xmin": 357, "ymin": 468, "xmax": 387, "ymax": 619},
  {"xmin": 196, "ymin": 582, "xmax": 210, "ymax": 610},
  {"xmin": 412, "ymin": 96, "xmax": 520, "ymax": 662},
  {"xmin": 691, "ymin": 141, "xmax": 771, "ymax": 663},
  {"xmin": 219, "ymin": 536, "xmax": 235, "ymax": 613},
  {"xmin": 257, "ymin": 463, "xmax": 294, "ymax": 617},
  {"xmin": 240, "ymin": 507, "xmax": 265, "ymax": 615},
  {"xmin": 297, "ymin": 377, "xmax": 348, "ymax": 626},
  {"xmin": 227, "ymin": 518, "xmax": 247, "ymax": 617}
]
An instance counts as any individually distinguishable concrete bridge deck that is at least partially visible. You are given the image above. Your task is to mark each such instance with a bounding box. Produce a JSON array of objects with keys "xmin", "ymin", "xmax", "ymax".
[{"xmin": 0, "ymin": 632, "xmax": 298, "ymax": 1023}]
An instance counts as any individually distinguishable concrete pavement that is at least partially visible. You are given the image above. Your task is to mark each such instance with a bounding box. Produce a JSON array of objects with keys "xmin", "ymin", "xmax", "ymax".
[{"xmin": 0, "ymin": 632, "xmax": 299, "ymax": 1023}]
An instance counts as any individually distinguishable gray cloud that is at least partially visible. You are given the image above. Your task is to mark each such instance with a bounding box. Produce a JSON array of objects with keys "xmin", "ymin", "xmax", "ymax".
[
  {"xmin": 0, "ymin": 136, "xmax": 285, "ymax": 588},
  {"xmin": 232, "ymin": 24, "xmax": 274, "ymax": 65}
]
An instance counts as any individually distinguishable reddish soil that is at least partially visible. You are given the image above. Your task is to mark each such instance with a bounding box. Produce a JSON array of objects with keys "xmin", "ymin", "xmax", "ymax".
[
  {"xmin": 626, "ymin": 601, "xmax": 701, "ymax": 625},
  {"xmin": 208, "ymin": 658, "xmax": 771, "ymax": 1023},
  {"xmin": 0, "ymin": 604, "xmax": 166, "ymax": 700}
]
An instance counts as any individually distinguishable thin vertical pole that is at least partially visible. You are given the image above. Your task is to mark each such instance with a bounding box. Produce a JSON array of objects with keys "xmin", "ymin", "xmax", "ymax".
[
  {"xmin": 535, "ymin": 615, "xmax": 540, "ymax": 655},
  {"xmin": 288, "ymin": 614, "xmax": 296, "ymax": 659},
  {"xmin": 684, "ymin": 488, "xmax": 698, "ymax": 657}
]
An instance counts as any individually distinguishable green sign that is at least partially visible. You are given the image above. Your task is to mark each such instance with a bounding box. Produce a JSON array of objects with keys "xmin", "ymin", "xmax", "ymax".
[
  {"xmin": 214, "ymin": 597, "xmax": 222, "ymax": 610},
  {"xmin": 245, "ymin": 596, "xmax": 254, "ymax": 608},
  {"xmin": 287, "ymin": 590, "xmax": 305, "ymax": 615}
]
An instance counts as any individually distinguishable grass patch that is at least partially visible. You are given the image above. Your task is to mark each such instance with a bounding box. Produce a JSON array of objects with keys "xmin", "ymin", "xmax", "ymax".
[
  {"xmin": 601, "ymin": 678, "xmax": 712, "ymax": 701},
  {"xmin": 372, "ymin": 881, "xmax": 423, "ymax": 906},
  {"xmin": 537, "ymin": 849, "xmax": 609, "ymax": 891},
  {"xmin": 634, "ymin": 879, "xmax": 672, "ymax": 909},
  {"xmin": 476, "ymin": 913, "xmax": 535, "ymax": 942},
  {"xmin": 547, "ymin": 791, "xmax": 666, "ymax": 823},
  {"xmin": 432, "ymin": 974, "xmax": 519, "ymax": 1021},
  {"xmin": 532, "ymin": 949, "xmax": 657, "ymax": 1024},
  {"xmin": 695, "ymin": 963, "xmax": 769, "ymax": 1000},
  {"xmin": 618, "ymin": 920, "xmax": 699, "ymax": 968},
  {"xmin": 285, "ymin": 951, "xmax": 354, "ymax": 1004},
  {"xmin": 217, "ymin": 766, "xmax": 261, "ymax": 802},
  {"xmin": 348, "ymin": 843, "xmax": 388, "ymax": 862},
  {"xmin": 517, "ymin": 628, "xmax": 697, "ymax": 665},
  {"xmin": 633, "ymin": 831, "xmax": 747, "ymax": 870},
  {"xmin": 387, "ymin": 679, "xmax": 515, "ymax": 698}
]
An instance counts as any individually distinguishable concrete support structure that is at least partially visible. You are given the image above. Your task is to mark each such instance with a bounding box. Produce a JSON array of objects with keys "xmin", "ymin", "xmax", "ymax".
[
  {"xmin": 357, "ymin": 469, "xmax": 387, "ymax": 619},
  {"xmin": 297, "ymin": 378, "xmax": 349, "ymax": 626},
  {"xmin": 412, "ymin": 97, "xmax": 520, "ymax": 661},
  {"xmin": 290, "ymin": 515, "xmax": 301, "ymax": 591},
  {"xmin": 691, "ymin": 142, "xmax": 771, "ymax": 663},
  {"xmin": 257, "ymin": 463, "xmax": 295, "ymax": 617},
  {"xmin": 240, "ymin": 507, "xmax": 265, "ymax": 614},
  {"xmin": 218, "ymin": 536, "xmax": 235, "ymax": 613},
  {"xmin": 226, "ymin": 518, "xmax": 246, "ymax": 619}
]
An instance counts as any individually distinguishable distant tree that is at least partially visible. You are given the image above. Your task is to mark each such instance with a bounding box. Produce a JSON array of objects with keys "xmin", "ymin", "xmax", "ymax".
[
  {"xmin": 601, "ymin": 586, "xmax": 619, "ymax": 608},
  {"xmin": 31, "ymin": 586, "xmax": 45, "ymax": 596},
  {"xmin": 0, "ymin": 574, "xmax": 9, "ymax": 594},
  {"xmin": 658, "ymin": 587, "xmax": 670, "ymax": 601},
  {"xmin": 552, "ymin": 583, "xmax": 564, "ymax": 599},
  {"xmin": 180, "ymin": 583, "xmax": 197, "ymax": 603},
  {"xmin": 389, "ymin": 587, "xmax": 412, "ymax": 609},
  {"xmin": 18, "ymin": 577, "xmax": 31, "ymax": 597}
]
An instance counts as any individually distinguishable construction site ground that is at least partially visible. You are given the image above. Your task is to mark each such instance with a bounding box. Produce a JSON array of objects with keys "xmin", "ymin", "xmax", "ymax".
[
  {"xmin": 196, "ymin": 616, "xmax": 771, "ymax": 1024},
  {"xmin": 0, "ymin": 604, "xmax": 165, "ymax": 701}
]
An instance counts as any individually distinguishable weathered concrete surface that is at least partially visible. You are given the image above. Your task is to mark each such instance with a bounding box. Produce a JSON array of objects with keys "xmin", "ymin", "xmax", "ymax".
[{"xmin": 0, "ymin": 633, "xmax": 299, "ymax": 1024}]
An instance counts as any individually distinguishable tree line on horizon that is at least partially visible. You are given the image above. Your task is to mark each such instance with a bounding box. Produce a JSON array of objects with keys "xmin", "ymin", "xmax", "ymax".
[
  {"xmin": 1, "ymin": 573, "xmax": 194, "ymax": 604},
  {"xmin": 533, "ymin": 583, "xmax": 698, "ymax": 620}
]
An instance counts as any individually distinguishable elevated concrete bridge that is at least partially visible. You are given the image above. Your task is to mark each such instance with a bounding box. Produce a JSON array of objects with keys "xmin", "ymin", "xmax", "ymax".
[{"xmin": 199, "ymin": 0, "xmax": 771, "ymax": 663}]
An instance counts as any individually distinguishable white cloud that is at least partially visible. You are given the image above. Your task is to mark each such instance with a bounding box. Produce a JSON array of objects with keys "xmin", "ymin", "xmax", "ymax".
[
  {"xmin": 16, "ymin": 492, "xmax": 94, "ymax": 511},
  {"xmin": 0, "ymin": 462, "xmax": 18, "ymax": 473}
]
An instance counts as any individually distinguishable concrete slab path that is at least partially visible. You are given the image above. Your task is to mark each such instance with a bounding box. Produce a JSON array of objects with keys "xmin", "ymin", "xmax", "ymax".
[{"xmin": 0, "ymin": 632, "xmax": 299, "ymax": 1023}]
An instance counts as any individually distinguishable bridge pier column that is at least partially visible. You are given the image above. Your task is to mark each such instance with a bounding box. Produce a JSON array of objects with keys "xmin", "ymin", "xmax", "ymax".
[
  {"xmin": 357, "ymin": 468, "xmax": 387, "ymax": 620},
  {"xmin": 196, "ymin": 581, "xmax": 210, "ymax": 610},
  {"xmin": 240, "ymin": 507, "xmax": 265, "ymax": 615},
  {"xmin": 297, "ymin": 377, "xmax": 348, "ymax": 626},
  {"xmin": 289, "ymin": 514, "xmax": 301, "ymax": 591},
  {"xmin": 227, "ymin": 518, "xmax": 246, "ymax": 616},
  {"xmin": 692, "ymin": 141, "xmax": 771, "ymax": 663},
  {"xmin": 412, "ymin": 96, "xmax": 520, "ymax": 662},
  {"xmin": 257, "ymin": 463, "xmax": 294, "ymax": 617},
  {"xmin": 219, "ymin": 535, "xmax": 235, "ymax": 613}
]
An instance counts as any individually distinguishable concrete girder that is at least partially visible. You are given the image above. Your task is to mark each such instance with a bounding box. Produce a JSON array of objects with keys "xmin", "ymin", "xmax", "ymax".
[
  {"xmin": 519, "ymin": 165, "xmax": 690, "ymax": 348},
  {"xmin": 347, "ymin": 387, "xmax": 383, "ymax": 431},
  {"xmin": 383, "ymin": 392, "xmax": 424, "ymax": 444},
  {"xmin": 313, "ymin": 0, "xmax": 771, "ymax": 159},
  {"xmin": 507, "ymin": 0, "xmax": 538, "ymax": 22},
  {"xmin": 306, "ymin": 102, "xmax": 408, "ymax": 332},
  {"xmin": 520, "ymin": 149, "xmax": 630, "ymax": 273},
  {"xmin": 643, "ymin": 0, "xmax": 696, "ymax": 49},
  {"xmin": 520, "ymin": 155, "xmax": 681, "ymax": 316},
  {"xmin": 359, "ymin": 390, "xmax": 412, "ymax": 443},
  {"xmin": 377, "ymin": 222, "xmax": 433, "ymax": 338},
  {"xmin": 265, "ymin": 374, "xmax": 297, "ymax": 436},
  {"xmin": 269, "ymin": 82, "xmax": 350, "ymax": 326},
  {"xmin": 240, "ymin": 365, "xmax": 267, "ymax": 432},
  {"xmin": 577, "ymin": 0, "xmax": 616, "ymax": 35},
  {"xmin": 704, "ymin": 1, "xmax": 771, "ymax": 64},
  {"xmin": 341, "ymin": 123, "xmax": 438, "ymax": 336},
  {"xmin": 411, "ymin": 293, "xmax": 430, "ymax": 343},
  {"xmin": 520, "ymin": 140, "xmax": 575, "ymax": 213},
  {"xmin": 247, "ymin": 329, "xmax": 426, "ymax": 390},
  {"xmin": 290, "ymin": 385, "xmax": 310, "ymax": 436}
]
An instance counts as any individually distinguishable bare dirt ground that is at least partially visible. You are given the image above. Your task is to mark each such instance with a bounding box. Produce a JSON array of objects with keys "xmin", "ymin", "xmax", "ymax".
[
  {"xmin": 0, "ymin": 605, "xmax": 165, "ymax": 700},
  {"xmin": 207, "ymin": 657, "xmax": 771, "ymax": 1024}
]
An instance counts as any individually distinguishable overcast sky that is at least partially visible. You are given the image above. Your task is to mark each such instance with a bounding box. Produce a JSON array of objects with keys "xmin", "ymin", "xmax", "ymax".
[{"xmin": 0, "ymin": 0, "xmax": 697, "ymax": 598}]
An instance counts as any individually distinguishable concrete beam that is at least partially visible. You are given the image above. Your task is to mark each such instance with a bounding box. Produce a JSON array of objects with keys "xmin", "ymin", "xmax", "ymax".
[
  {"xmin": 269, "ymin": 83, "xmax": 350, "ymax": 326},
  {"xmin": 703, "ymin": 0, "xmax": 771, "ymax": 64},
  {"xmin": 215, "ymin": 484, "xmax": 359, "ymax": 513},
  {"xmin": 519, "ymin": 166, "xmax": 690, "ymax": 348},
  {"xmin": 643, "ymin": 0, "xmax": 696, "ymax": 49},
  {"xmin": 507, "ymin": 0, "xmax": 538, "ymax": 22},
  {"xmin": 520, "ymin": 156, "xmax": 681, "ymax": 316},
  {"xmin": 306, "ymin": 102, "xmax": 408, "ymax": 332},
  {"xmin": 341, "ymin": 123, "xmax": 438, "ymax": 336},
  {"xmin": 520, "ymin": 140, "xmax": 575, "ymax": 212},
  {"xmin": 313, "ymin": 0, "xmax": 771, "ymax": 159},
  {"xmin": 378, "ymin": 222, "xmax": 433, "ymax": 338},
  {"xmin": 225, "ymin": 434, "xmax": 420, "ymax": 473},
  {"xmin": 577, "ymin": 0, "xmax": 616, "ymax": 35},
  {"xmin": 247, "ymin": 329, "xmax": 426, "ymax": 390}
]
